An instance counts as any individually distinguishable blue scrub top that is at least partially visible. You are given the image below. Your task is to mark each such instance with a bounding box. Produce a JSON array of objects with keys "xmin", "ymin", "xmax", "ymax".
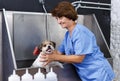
[{"xmin": 58, "ymin": 24, "xmax": 115, "ymax": 81}]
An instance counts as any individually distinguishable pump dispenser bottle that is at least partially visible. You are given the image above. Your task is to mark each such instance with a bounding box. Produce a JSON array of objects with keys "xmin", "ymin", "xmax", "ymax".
[
  {"xmin": 46, "ymin": 68, "xmax": 58, "ymax": 81},
  {"xmin": 21, "ymin": 69, "xmax": 33, "ymax": 81},
  {"xmin": 34, "ymin": 68, "xmax": 45, "ymax": 81},
  {"xmin": 8, "ymin": 70, "xmax": 20, "ymax": 81}
]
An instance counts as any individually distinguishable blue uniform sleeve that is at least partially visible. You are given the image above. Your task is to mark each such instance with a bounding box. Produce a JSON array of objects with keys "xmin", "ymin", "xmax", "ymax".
[
  {"xmin": 58, "ymin": 40, "xmax": 65, "ymax": 54},
  {"xmin": 58, "ymin": 31, "xmax": 68, "ymax": 54},
  {"xmin": 74, "ymin": 31, "xmax": 95, "ymax": 55}
]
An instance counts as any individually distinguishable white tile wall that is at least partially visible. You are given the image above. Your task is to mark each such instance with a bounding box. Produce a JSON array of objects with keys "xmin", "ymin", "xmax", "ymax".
[{"xmin": 111, "ymin": 0, "xmax": 120, "ymax": 80}]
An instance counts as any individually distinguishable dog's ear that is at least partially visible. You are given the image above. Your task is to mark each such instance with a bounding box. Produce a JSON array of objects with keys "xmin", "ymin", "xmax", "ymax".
[
  {"xmin": 51, "ymin": 41, "xmax": 56, "ymax": 48},
  {"xmin": 38, "ymin": 44, "xmax": 42, "ymax": 52}
]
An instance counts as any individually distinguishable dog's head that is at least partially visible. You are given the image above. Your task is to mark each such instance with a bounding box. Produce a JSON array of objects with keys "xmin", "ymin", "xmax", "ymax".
[{"xmin": 38, "ymin": 40, "xmax": 56, "ymax": 54}]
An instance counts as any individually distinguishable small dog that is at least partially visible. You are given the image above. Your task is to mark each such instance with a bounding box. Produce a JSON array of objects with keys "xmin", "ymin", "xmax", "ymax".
[{"xmin": 31, "ymin": 40, "xmax": 64, "ymax": 72}]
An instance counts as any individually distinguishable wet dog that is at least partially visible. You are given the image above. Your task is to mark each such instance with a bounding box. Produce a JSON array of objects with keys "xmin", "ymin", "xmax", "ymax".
[{"xmin": 31, "ymin": 40, "xmax": 63, "ymax": 72}]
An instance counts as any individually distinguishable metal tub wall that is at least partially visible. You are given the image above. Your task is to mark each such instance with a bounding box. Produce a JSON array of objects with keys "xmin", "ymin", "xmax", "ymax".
[{"xmin": 13, "ymin": 13, "xmax": 47, "ymax": 68}]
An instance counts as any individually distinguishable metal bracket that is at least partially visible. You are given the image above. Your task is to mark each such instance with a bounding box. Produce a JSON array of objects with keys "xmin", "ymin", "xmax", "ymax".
[{"xmin": 72, "ymin": 0, "xmax": 111, "ymax": 11}]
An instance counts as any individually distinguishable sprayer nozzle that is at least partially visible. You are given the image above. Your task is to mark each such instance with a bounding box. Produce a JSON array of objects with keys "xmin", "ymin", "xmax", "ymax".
[{"xmin": 39, "ymin": 0, "xmax": 44, "ymax": 4}]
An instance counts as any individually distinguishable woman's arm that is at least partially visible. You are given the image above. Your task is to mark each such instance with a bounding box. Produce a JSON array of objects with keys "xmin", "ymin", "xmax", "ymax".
[
  {"xmin": 40, "ymin": 50, "xmax": 85, "ymax": 66},
  {"xmin": 54, "ymin": 54, "xmax": 85, "ymax": 63}
]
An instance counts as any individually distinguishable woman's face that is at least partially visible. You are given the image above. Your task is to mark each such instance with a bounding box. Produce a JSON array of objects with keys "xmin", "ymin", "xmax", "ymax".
[{"xmin": 56, "ymin": 17, "xmax": 72, "ymax": 29}]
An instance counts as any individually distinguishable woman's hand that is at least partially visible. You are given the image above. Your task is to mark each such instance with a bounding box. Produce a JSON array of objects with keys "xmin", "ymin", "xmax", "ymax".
[{"xmin": 40, "ymin": 50, "xmax": 58, "ymax": 66}]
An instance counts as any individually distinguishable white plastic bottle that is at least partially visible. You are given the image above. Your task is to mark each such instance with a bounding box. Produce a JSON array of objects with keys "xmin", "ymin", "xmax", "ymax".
[
  {"xmin": 34, "ymin": 68, "xmax": 45, "ymax": 81},
  {"xmin": 8, "ymin": 70, "xmax": 20, "ymax": 81},
  {"xmin": 21, "ymin": 69, "xmax": 33, "ymax": 81},
  {"xmin": 46, "ymin": 68, "xmax": 58, "ymax": 81}
]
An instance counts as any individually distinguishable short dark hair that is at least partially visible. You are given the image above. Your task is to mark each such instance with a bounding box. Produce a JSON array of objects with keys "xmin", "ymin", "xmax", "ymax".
[{"xmin": 51, "ymin": 1, "xmax": 78, "ymax": 21}]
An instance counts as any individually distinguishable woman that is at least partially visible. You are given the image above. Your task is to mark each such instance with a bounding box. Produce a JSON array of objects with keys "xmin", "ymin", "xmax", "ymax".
[{"xmin": 40, "ymin": 1, "xmax": 115, "ymax": 81}]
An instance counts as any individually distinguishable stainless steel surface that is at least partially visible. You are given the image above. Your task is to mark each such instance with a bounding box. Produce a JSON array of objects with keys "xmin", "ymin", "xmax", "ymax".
[
  {"xmin": 13, "ymin": 13, "xmax": 47, "ymax": 60},
  {"xmin": 6, "ymin": 11, "xmax": 14, "ymax": 40}
]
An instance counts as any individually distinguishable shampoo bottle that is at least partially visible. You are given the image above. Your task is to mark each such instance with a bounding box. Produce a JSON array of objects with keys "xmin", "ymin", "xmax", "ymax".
[
  {"xmin": 46, "ymin": 68, "xmax": 58, "ymax": 81},
  {"xmin": 8, "ymin": 70, "xmax": 20, "ymax": 81},
  {"xmin": 34, "ymin": 68, "xmax": 45, "ymax": 81},
  {"xmin": 21, "ymin": 69, "xmax": 33, "ymax": 81}
]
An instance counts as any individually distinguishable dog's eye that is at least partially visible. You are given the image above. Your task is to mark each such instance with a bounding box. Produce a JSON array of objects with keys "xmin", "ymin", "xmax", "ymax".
[
  {"xmin": 43, "ymin": 44, "xmax": 46, "ymax": 47},
  {"xmin": 50, "ymin": 43, "xmax": 52, "ymax": 45}
]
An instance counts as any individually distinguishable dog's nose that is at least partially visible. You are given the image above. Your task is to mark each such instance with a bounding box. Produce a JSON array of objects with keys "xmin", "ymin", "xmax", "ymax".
[{"xmin": 48, "ymin": 46, "xmax": 51, "ymax": 49}]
